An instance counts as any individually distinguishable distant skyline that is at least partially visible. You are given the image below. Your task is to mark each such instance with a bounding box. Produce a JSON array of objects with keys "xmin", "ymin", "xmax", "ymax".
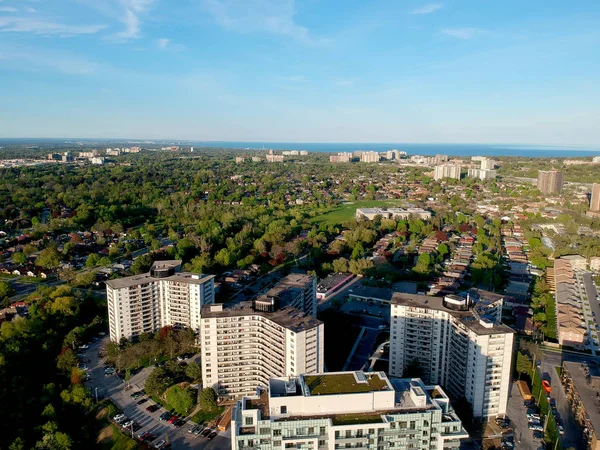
[{"xmin": 1, "ymin": 0, "xmax": 599, "ymax": 144}]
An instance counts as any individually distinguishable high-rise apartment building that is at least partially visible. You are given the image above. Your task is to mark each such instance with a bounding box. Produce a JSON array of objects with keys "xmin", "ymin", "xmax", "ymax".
[
  {"xmin": 360, "ymin": 151, "xmax": 380, "ymax": 163},
  {"xmin": 434, "ymin": 165, "xmax": 462, "ymax": 180},
  {"xmin": 265, "ymin": 273, "xmax": 318, "ymax": 317},
  {"xmin": 389, "ymin": 293, "xmax": 514, "ymax": 418},
  {"xmin": 590, "ymin": 184, "xmax": 600, "ymax": 212},
  {"xmin": 537, "ymin": 170, "xmax": 564, "ymax": 195},
  {"xmin": 200, "ymin": 301, "xmax": 324, "ymax": 398},
  {"xmin": 480, "ymin": 158, "xmax": 496, "ymax": 170},
  {"xmin": 329, "ymin": 152, "xmax": 352, "ymax": 163},
  {"xmin": 231, "ymin": 371, "xmax": 468, "ymax": 450},
  {"xmin": 106, "ymin": 261, "xmax": 215, "ymax": 342},
  {"xmin": 467, "ymin": 168, "xmax": 497, "ymax": 180}
]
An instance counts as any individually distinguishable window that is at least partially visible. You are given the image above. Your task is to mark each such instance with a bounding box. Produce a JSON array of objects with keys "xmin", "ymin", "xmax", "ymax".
[
  {"xmin": 308, "ymin": 427, "xmax": 315, "ymax": 435},
  {"xmin": 280, "ymin": 406, "xmax": 287, "ymax": 414},
  {"xmin": 320, "ymin": 427, "xmax": 326, "ymax": 436},
  {"xmin": 245, "ymin": 417, "xmax": 253, "ymax": 426},
  {"xmin": 273, "ymin": 430, "xmax": 282, "ymax": 436}
]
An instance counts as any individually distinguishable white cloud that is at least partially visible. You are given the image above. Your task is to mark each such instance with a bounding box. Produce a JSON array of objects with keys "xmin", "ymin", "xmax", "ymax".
[
  {"xmin": 111, "ymin": 0, "xmax": 154, "ymax": 39},
  {"xmin": 0, "ymin": 16, "xmax": 106, "ymax": 35},
  {"xmin": 25, "ymin": 7, "xmax": 36, "ymax": 13},
  {"xmin": 201, "ymin": 0, "xmax": 328, "ymax": 45},
  {"xmin": 411, "ymin": 3, "xmax": 442, "ymax": 15},
  {"xmin": 157, "ymin": 38, "xmax": 169, "ymax": 48},
  {"xmin": 441, "ymin": 27, "xmax": 482, "ymax": 39},
  {"xmin": 0, "ymin": 6, "xmax": 18, "ymax": 12},
  {"xmin": 155, "ymin": 37, "xmax": 185, "ymax": 51}
]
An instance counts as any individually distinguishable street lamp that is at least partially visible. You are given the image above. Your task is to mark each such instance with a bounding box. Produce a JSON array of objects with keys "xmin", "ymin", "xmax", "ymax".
[{"xmin": 95, "ymin": 387, "xmax": 98, "ymax": 404}]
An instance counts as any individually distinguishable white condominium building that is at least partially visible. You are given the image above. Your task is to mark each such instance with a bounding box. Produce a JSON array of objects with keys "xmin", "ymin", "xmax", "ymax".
[
  {"xmin": 389, "ymin": 293, "xmax": 514, "ymax": 418},
  {"xmin": 265, "ymin": 273, "xmax": 318, "ymax": 317},
  {"xmin": 467, "ymin": 168, "xmax": 497, "ymax": 180},
  {"xmin": 201, "ymin": 300, "xmax": 324, "ymax": 398},
  {"xmin": 433, "ymin": 164, "xmax": 462, "ymax": 180},
  {"xmin": 231, "ymin": 371, "xmax": 468, "ymax": 450},
  {"xmin": 106, "ymin": 260, "xmax": 215, "ymax": 342}
]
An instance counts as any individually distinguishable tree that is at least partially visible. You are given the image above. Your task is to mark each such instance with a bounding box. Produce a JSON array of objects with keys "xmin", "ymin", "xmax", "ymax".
[
  {"xmin": 199, "ymin": 387, "xmax": 218, "ymax": 411},
  {"xmin": 13, "ymin": 252, "xmax": 27, "ymax": 265},
  {"xmin": 145, "ymin": 368, "xmax": 171, "ymax": 397},
  {"xmin": 35, "ymin": 248, "xmax": 60, "ymax": 269},
  {"xmin": 130, "ymin": 254, "xmax": 154, "ymax": 274},
  {"xmin": 165, "ymin": 386, "xmax": 197, "ymax": 415},
  {"xmin": 0, "ymin": 281, "xmax": 14, "ymax": 300},
  {"xmin": 185, "ymin": 362, "xmax": 202, "ymax": 382},
  {"xmin": 85, "ymin": 254, "xmax": 99, "ymax": 268},
  {"xmin": 56, "ymin": 349, "xmax": 79, "ymax": 374},
  {"xmin": 332, "ymin": 258, "xmax": 349, "ymax": 273},
  {"xmin": 515, "ymin": 351, "xmax": 532, "ymax": 380},
  {"xmin": 437, "ymin": 243, "xmax": 449, "ymax": 258}
]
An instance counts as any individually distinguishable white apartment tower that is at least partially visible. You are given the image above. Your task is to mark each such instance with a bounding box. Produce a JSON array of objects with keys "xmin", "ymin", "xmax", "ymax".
[
  {"xmin": 200, "ymin": 301, "xmax": 324, "ymax": 398},
  {"xmin": 231, "ymin": 371, "xmax": 468, "ymax": 450},
  {"xmin": 434, "ymin": 165, "xmax": 462, "ymax": 180},
  {"xmin": 389, "ymin": 293, "xmax": 514, "ymax": 418},
  {"xmin": 266, "ymin": 273, "xmax": 318, "ymax": 317},
  {"xmin": 106, "ymin": 261, "xmax": 215, "ymax": 342}
]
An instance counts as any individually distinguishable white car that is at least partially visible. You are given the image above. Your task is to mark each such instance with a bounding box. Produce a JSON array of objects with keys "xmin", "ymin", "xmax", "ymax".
[
  {"xmin": 558, "ymin": 425, "xmax": 565, "ymax": 435},
  {"xmin": 154, "ymin": 440, "xmax": 166, "ymax": 449}
]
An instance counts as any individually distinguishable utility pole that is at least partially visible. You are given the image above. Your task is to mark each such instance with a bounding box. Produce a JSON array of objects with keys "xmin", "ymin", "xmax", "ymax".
[
  {"xmin": 131, "ymin": 421, "xmax": 134, "ymax": 439},
  {"xmin": 95, "ymin": 387, "xmax": 98, "ymax": 404}
]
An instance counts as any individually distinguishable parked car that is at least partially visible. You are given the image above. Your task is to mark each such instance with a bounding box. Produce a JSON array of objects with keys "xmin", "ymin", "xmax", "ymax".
[
  {"xmin": 167, "ymin": 415, "xmax": 179, "ymax": 424},
  {"xmin": 200, "ymin": 428, "xmax": 212, "ymax": 437},
  {"xmin": 558, "ymin": 425, "xmax": 565, "ymax": 435},
  {"xmin": 146, "ymin": 404, "xmax": 160, "ymax": 413},
  {"xmin": 208, "ymin": 431, "xmax": 218, "ymax": 440},
  {"xmin": 542, "ymin": 380, "xmax": 552, "ymax": 394},
  {"xmin": 159, "ymin": 412, "xmax": 172, "ymax": 421},
  {"xmin": 193, "ymin": 426, "xmax": 205, "ymax": 435},
  {"xmin": 173, "ymin": 418, "xmax": 185, "ymax": 428},
  {"xmin": 136, "ymin": 398, "xmax": 148, "ymax": 405}
]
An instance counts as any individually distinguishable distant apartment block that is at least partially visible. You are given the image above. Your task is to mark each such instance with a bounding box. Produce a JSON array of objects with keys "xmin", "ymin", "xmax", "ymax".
[
  {"xmin": 537, "ymin": 169, "xmax": 564, "ymax": 195},
  {"xmin": 389, "ymin": 293, "xmax": 514, "ymax": 418},
  {"xmin": 590, "ymin": 184, "xmax": 600, "ymax": 212},
  {"xmin": 91, "ymin": 157, "xmax": 105, "ymax": 165},
  {"xmin": 329, "ymin": 152, "xmax": 352, "ymax": 163},
  {"xmin": 79, "ymin": 150, "xmax": 99, "ymax": 158},
  {"xmin": 384, "ymin": 149, "xmax": 402, "ymax": 160},
  {"xmin": 467, "ymin": 168, "xmax": 497, "ymax": 180},
  {"xmin": 360, "ymin": 151, "xmax": 381, "ymax": 163},
  {"xmin": 200, "ymin": 301, "xmax": 324, "ymax": 398},
  {"xmin": 594, "ymin": 156, "xmax": 600, "ymax": 163},
  {"xmin": 434, "ymin": 164, "xmax": 461, "ymax": 180},
  {"xmin": 105, "ymin": 260, "xmax": 215, "ymax": 342},
  {"xmin": 480, "ymin": 158, "xmax": 496, "ymax": 170},
  {"xmin": 231, "ymin": 371, "xmax": 468, "ymax": 450},
  {"xmin": 356, "ymin": 207, "xmax": 432, "ymax": 221},
  {"xmin": 266, "ymin": 150, "xmax": 285, "ymax": 163}
]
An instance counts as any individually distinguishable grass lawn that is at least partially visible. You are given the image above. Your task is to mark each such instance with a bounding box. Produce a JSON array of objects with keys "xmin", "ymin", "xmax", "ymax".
[
  {"xmin": 311, "ymin": 199, "xmax": 406, "ymax": 226},
  {"xmin": 95, "ymin": 401, "xmax": 138, "ymax": 450},
  {"xmin": 17, "ymin": 276, "xmax": 52, "ymax": 284},
  {"xmin": 190, "ymin": 406, "xmax": 224, "ymax": 424},
  {"xmin": 332, "ymin": 413, "xmax": 384, "ymax": 426}
]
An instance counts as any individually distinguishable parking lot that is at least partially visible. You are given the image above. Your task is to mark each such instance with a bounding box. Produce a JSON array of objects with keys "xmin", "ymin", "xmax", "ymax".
[
  {"xmin": 83, "ymin": 337, "xmax": 229, "ymax": 450},
  {"xmin": 506, "ymin": 382, "xmax": 544, "ymax": 450}
]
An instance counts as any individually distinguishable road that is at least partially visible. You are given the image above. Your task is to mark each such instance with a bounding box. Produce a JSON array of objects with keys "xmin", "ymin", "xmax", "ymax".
[{"xmin": 84, "ymin": 337, "xmax": 229, "ymax": 450}]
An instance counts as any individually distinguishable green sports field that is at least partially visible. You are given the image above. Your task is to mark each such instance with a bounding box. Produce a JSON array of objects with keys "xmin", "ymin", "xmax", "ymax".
[{"xmin": 311, "ymin": 199, "xmax": 405, "ymax": 226}]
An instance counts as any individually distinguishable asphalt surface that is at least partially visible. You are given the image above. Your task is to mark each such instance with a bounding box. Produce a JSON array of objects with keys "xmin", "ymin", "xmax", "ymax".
[
  {"xmin": 540, "ymin": 361, "xmax": 585, "ymax": 450},
  {"xmin": 505, "ymin": 382, "xmax": 541, "ymax": 450},
  {"xmin": 84, "ymin": 337, "xmax": 229, "ymax": 450}
]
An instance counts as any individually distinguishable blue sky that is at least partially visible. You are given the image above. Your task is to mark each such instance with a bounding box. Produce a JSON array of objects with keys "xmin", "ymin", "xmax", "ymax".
[{"xmin": 0, "ymin": 0, "xmax": 599, "ymax": 144}]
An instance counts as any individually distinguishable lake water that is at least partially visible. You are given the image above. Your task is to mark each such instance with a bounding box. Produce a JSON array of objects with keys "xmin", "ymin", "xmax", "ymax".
[{"xmin": 198, "ymin": 142, "xmax": 600, "ymax": 158}]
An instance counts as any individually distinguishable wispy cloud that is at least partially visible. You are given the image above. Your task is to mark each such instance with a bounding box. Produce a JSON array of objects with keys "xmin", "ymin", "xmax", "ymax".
[
  {"xmin": 335, "ymin": 77, "xmax": 360, "ymax": 87},
  {"xmin": 201, "ymin": 0, "xmax": 329, "ymax": 45},
  {"xmin": 0, "ymin": 6, "xmax": 18, "ymax": 13},
  {"xmin": 0, "ymin": 45, "xmax": 102, "ymax": 74},
  {"xmin": 110, "ymin": 0, "xmax": 154, "ymax": 39},
  {"xmin": 411, "ymin": 3, "xmax": 442, "ymax": 15},
  {"xmin": 441, "ymin": 27, "xmax": 483, "ymax": 39},
  {"xmin": 0, "ymin": 16, "xmax": 106, "ymax": 36},
  {"xmin": 156, "ymin": 37, "xmax": 185, "ymax": 51}
]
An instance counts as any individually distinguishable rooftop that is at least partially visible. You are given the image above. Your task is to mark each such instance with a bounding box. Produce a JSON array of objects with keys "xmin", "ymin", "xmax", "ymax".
[
  {"xmin": 202, "ymin": 302, "xmax": 322, "ymax": 333},
  {"xmin": 304, "ymin": 372, "xmax": 390, "ymax": 396},
  {"xmin": 106, "ymin": 270, "xmax": 214, "ymax": 289},
  {"xmin": 391, "ymin": 292, "xmax": 514, "ymax": 336}
]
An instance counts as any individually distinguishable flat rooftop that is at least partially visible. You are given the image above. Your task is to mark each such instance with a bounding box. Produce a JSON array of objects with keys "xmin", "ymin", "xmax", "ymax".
[
  {"xmin": 304, "ymin": 372, "xmax": 390, "ymax": 395},
  {"xmin": 201, "ymin": 302, "xmax": 322, "ymax": 333},
  {"xmin": 106, "ymin": 271, "xmax": 214, "ymax": 289},
  {"xmin": 564, "ymin": 361, "xmax": 600, "ymax": 434},
  {"xmin": 391, "ymin": 292, "xmax": 515, "ymax": 336},
  {"xmin": 317, "ymin": 273, "xmax": 353, "ymax": 293}
]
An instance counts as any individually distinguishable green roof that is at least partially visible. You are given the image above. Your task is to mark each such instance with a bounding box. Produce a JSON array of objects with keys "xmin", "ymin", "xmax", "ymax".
[
  {"xmin": 331, "ymin": 413, "xmax": 384, "ymax": 426},
  {"xmin": 304, "ymin": 373, "xmax": 389, "ymax": 395}
]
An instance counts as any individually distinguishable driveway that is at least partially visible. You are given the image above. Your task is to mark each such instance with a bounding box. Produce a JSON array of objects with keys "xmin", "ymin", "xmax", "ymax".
[{"xmin": 84, "ymin": 337, "xmax": 229, "ymax": 450}]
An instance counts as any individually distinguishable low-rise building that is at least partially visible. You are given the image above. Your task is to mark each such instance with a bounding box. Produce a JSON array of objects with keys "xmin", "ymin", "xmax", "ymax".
[{"xmin": 231, "ymin": 371, "xmax": 468, "ymax": 450}]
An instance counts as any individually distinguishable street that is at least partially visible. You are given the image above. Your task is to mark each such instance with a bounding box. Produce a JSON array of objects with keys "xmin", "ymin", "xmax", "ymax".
[{"xmin": 84, "ymin": 337, "xmax": 229, "ymax": 450}]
